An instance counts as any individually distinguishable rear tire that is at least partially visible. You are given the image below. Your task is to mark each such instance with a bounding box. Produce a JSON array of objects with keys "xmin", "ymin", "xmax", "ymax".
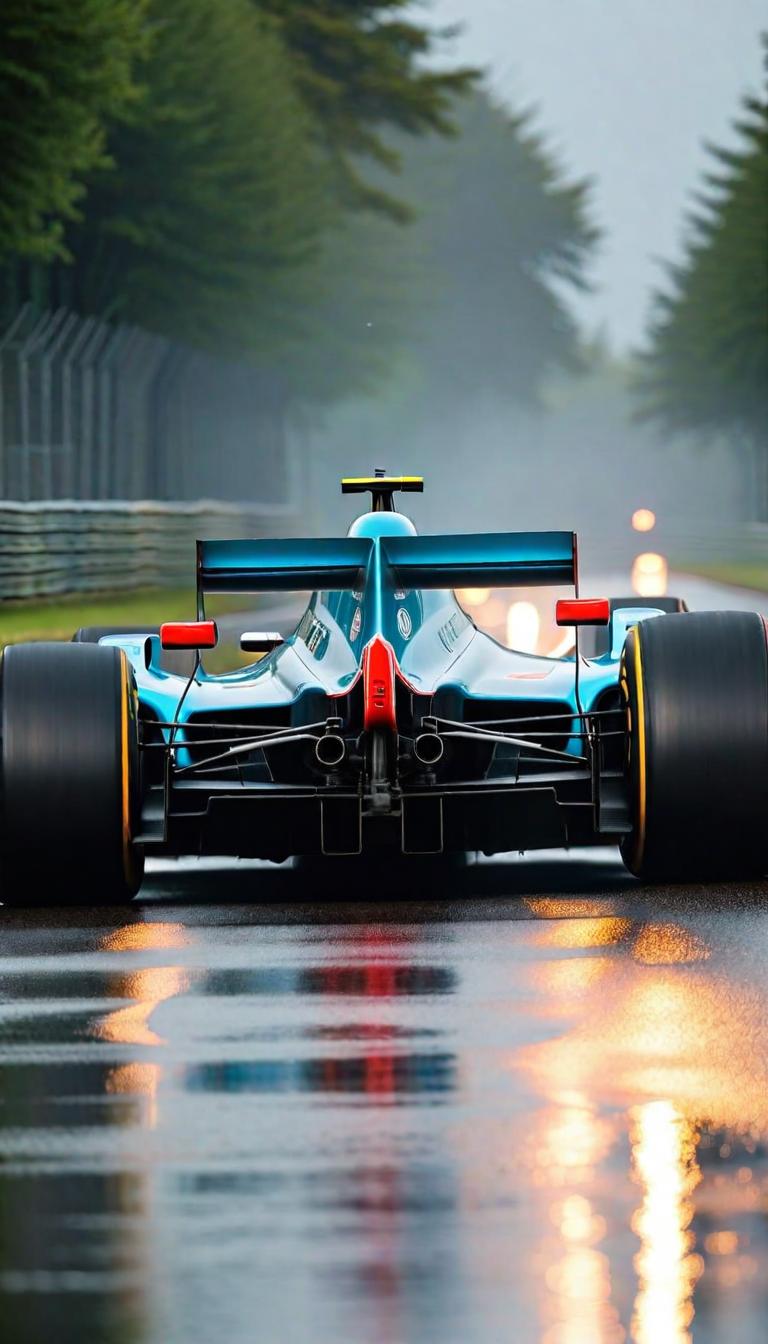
[
  {"xmin": 1, "ymin": 643, "xmax": 144, "ymax": 905},
  {"xmin": 621, "ymin": 611, "xmax": 768, "ymax": 880}
]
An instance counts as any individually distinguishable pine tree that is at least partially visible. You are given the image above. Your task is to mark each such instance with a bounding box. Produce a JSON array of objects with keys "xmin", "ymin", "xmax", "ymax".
[
  {"xmin": 637, "ymin": 65, "xmax": 768, "ymax": 484},
  {"xmin": 391, "ymin": 88, "xmax": 598, "ymax": 404},
  {"xmin": 256, "ymin": 0, "xmax": 477, "ymax": 220},
  {"xmin": 0, "ymin": 0, "xmax": 147, "ymax": 261},
  {"xmin": 61, "ymin": 0, "xmax": 331, "ymax": 355},
  {"xmin": 282, "ymin": 87, "xmax": 598, "ymax": 406}
]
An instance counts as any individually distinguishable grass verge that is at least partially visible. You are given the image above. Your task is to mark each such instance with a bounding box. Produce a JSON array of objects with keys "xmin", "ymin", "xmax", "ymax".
[
  {"xmin": 677, "ymin": 562, "xmax": 768, "ymax": 594},
  {"xmin": 0, "ymin": 588, "xmax": 245, "ymax": 645}
]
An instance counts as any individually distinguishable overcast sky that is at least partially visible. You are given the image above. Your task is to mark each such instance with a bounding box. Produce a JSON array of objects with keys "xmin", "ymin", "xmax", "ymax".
[{"xmin": 423, "ymin": 0, "xmax": 765, "ymax": 350}]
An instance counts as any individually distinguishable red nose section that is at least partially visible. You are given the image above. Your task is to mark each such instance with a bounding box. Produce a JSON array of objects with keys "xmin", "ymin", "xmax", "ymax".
[{"xmin": 362, "ymin": 635, "xmax": 397, "ymax": 732}]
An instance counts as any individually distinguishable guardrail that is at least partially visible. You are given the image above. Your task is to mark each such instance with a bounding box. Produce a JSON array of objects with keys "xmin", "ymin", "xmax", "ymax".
[
  {"xmin": 663, "ymin": 521, "xmax": 768, "ymax": 563},
  {"xmin": 1, "ymin": 502, "xmax": 764, "ymax": 604},
  {"xmin": 578, "ymin": 518, "xmax": 768, "ymax": 577},
  {"xmin": 0, "ymin": 500, "xmax": 298, "ymax": 601}
]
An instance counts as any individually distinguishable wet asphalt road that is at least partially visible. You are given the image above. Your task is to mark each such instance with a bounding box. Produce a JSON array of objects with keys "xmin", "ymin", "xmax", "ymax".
[
  {"xmin": 1, "ymin": 853, "xmax": 768, "ymax": 1344},
  {"xmin": 3, "ymin": 571, "xmax": 768, "ymax": 1344}
]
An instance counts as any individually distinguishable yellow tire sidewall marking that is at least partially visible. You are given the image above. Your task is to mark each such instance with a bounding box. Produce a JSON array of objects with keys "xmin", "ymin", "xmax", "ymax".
[
  {"xmin": 632, "ymin": 629, "xmax": 647, "ymax": 869},
  {"xmin": 119, "ymin": 651, "xmax": 133, "ymax": 883}
]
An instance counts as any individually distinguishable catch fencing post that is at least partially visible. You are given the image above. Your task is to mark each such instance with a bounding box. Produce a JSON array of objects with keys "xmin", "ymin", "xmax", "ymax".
[
  {"xmin": 97, "ymin": 324, "xmax": 129, "ymax": 499},
  {"xmin": 148, "ymin": 344, "xmax": 190, "ymax": 499},
  {"xmin": 61, "ymin": 316, "xmax": 97, "ymax": 499},
  {"xmin": 0, "ymin": 305, "xmax": 31, "ymax": 499},
  {"xmin": 79, "ymin": 320, "xmax": 112, "ymax": 499},
  {"xmin": 38, "ymin": 309, "xmax": 73, "ymax": 498},
  {"xmin": 18, "ymin": 309, "xmax": 56, "ymax": 500},
  {"xmin": 126, "ymin": 331, "xmax": 170, "ymax": 499}
]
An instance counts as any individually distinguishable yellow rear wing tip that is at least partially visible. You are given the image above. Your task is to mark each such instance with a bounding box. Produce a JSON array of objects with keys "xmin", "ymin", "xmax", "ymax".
[{"xmin": 341, "ymin": 476, "xmax": 424, "ymax": 494}]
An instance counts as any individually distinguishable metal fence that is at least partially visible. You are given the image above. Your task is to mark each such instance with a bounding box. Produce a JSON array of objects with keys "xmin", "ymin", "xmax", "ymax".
[
  {"xmin": 0, "ymin": 304, "xmax": 293, "ymax": 504},
  {"xmin": 0, "ymin": 500, "xmax": 297, "ymax": 601}
]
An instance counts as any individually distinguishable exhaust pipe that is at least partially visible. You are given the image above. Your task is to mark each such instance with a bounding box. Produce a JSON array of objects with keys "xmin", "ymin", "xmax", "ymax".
[
  {"xmin": 413, "ymin": 732, "xmax": 444, "ymax": 765},
  {"xmin": 315, "ymin": 733, "xmax": 346, "ymax": 768}
]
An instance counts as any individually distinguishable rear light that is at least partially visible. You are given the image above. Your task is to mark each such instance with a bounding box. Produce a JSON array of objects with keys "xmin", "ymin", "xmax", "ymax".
[
  {"xmin": 555, "ymin": 598, "xmax": 610, "ymax": 627},
  {"xmin": 160, "ymin": 620, "xmax": 218, "ymax": 650}
]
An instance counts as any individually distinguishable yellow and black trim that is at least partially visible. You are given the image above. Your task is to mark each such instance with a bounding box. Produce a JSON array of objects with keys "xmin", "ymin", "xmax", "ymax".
[
  {"xmin": 341, "ymin": 475, "xmax": 423, "ymax": 512},
  {"xmin": 118, "ymin": 650, "xmax": 144, "ymax": 891},
  {"xmin": 621, "ymin": 626, "xmax": 647, "ymax": 873}
]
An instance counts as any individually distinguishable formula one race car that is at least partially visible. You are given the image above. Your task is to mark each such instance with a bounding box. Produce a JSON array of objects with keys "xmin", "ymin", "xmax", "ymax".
[{"xmin": 2, "ymin": 475, "xmax": 767, "ymax": 902}]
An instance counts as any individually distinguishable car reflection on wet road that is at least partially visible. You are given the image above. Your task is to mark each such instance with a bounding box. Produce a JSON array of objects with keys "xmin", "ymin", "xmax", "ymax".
[{"xmin": 0, "ymin": 852, "xmax": 767, "ymax": 1344}]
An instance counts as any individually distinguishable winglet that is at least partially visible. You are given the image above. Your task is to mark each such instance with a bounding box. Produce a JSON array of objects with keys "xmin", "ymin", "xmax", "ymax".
[{"xmin": 341, "ymin": 473, "xmax": 424, "ymax": 513}]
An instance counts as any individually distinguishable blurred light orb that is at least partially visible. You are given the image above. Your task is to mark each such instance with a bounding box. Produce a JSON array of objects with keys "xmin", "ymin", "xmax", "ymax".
[
  {"xmin": 477, "ymin": 597, "xmax": 506, "ymax": 630},
  {"xmin": 506, "ymin": 600, "xmax": 541, "ymax": 653},
  {"xmin": 632, "ymin": 507, "xmax": 656, "ymax": 533},
  {"xmin": 458, "ymin": 587, "xmax": 491, "ymax": 608},
  {"xmin": 632, "ymin": 551, "xmax": 668, "ymax": 597}
]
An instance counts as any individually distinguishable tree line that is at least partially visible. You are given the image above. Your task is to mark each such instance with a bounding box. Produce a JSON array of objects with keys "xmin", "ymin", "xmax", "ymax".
[
  {"xmin": 0, "ymin": 0, "xmax": 595, "ymax": 408},
  {"xmin": 636, "ymin": 39, "xmax": 767, "ymax": 509},
  {"xmin": 0, "ymin": 2, "xmax": 764, "ymax": 487}
]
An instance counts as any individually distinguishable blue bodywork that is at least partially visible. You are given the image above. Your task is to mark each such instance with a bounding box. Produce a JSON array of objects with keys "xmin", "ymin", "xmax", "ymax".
[
  {"xmin": 94, "ymin": 501, "xmax": 672, "ymax": 858},
  {"xmin": 103, "ymin": 510, "xmax": 649, "ymax": 757}
]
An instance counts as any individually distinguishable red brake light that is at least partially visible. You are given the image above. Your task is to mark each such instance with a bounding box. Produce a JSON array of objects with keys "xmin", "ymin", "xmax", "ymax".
[
  {"xmin": 160, "ymin": 620, "xmax": 218, "ymax": 650},
  {"xmin": 555, "ymin": 598, "xmax": 610, "ymax": 627}
]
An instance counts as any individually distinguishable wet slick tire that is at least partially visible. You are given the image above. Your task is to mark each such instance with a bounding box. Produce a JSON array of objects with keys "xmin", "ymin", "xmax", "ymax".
[
  {"xmin": 1, "ymin": 642, "xmax": 144, "ymax": 904},
  {"xmin": 621, "ymin": 610, "xmax": 768, "ymax": 881}
]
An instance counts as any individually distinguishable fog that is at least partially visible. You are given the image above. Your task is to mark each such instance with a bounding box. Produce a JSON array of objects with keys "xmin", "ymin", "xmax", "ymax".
[
  {"xmin": 305, "ymin": 2, "xmax": 764, "ymax": 555},
  {"xmin": 423, "ymin": 0, "xmax": 766, "ymax": 351},
  {"xmin": 305, "ymin": 365, "xmax": 745, "ymax": 573}
]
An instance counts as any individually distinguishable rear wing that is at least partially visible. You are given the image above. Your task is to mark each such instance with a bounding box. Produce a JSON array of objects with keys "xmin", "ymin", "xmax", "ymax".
[
  {"xmin": 381, "ymin": 532, "xmax": 576, "ymax": 589},
  {"xmin": 198, "ymin": 538, "xmax": 372, "ymax": 593},
  {"xmin": 196, "ymin": 530, "xmax": 576, "ymax": 605}
]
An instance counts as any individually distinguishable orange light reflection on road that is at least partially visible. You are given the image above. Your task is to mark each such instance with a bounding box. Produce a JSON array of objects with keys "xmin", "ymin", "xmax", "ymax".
[
  {"xmin": 98, "ymin": 922, "xmax": 188, "ymax": 1128},
  {"xmin": 630, "ymin": 1101, "xmax": 703, "ymax": 1344},
  {"xmin": 100, "ymin": 922, "xmax": 188, "ymax": 953},
  {"xmin": 531, "ymin": 1093, "xmax": 622, "ymax": 1344},
  {"xmin": 525, "ymin": 899, "xmax": 626, "ymax": 921},
  {"xmin": 534, "ymin": 1091, "xmax": 613, "ymax": 1189},
  {"xmin": 632, "ymin": 924, "xmax": 709, "ymax": 966},
  {"xmin": 543, "ymin": 1193, "xmax": 620, "ymax": 1344},
  {"xmin": 98, "ymin": 965, "xmax": 188, "ymax": 1048},
  {"xmin": 524, "ymin": 910, "xmax": 632, "ymax": 1016},
  {"xmin": 527, "ymin": 913, "xmax": 633, "ymax": 951},
  {"xmin": 512, "ymin": 911, "xmax": 768, "ymax": 1341},
  {"xmin": 531, "ymin": 955, "xmax": 613, "ymax": 1009},
  {"xmin": 517, "ymin": 923, "xmax": 768, "ymax": 1130}
]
